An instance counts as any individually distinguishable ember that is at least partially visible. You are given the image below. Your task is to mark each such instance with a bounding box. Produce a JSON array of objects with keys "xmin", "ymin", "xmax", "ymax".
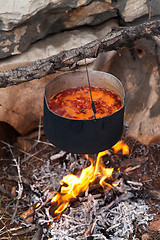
[{"xmin": 112, "ymin": 140, "xmax": 129, "ymax": 155}]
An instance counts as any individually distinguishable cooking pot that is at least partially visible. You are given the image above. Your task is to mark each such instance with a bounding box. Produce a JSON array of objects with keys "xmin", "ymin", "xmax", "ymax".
[{"xmin": 44, "ymin": 70, "xmax": 125, "ymax": 154}]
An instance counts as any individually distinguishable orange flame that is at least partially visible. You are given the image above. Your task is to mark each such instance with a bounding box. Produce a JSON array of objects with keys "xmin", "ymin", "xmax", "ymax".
[
  {"xmin": 50, "ymin": 141, "xmax": 129, "ymax": 218},
  {"xmin": 112, "ymin": 140, "xmax": 129, "ymax": 155},
  {"xmin": 35, "ymin": 202, "xmax": 41, "ymax": 208},
  {"xmin": 51, "ymin": 161, "xmax": 95, "ymax": 214}
]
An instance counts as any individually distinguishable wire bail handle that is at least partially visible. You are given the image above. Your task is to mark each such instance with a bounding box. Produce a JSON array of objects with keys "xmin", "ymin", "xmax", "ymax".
[{"xmin": 83, "ymin": 48, "xmax": 96, "ymax": 120}]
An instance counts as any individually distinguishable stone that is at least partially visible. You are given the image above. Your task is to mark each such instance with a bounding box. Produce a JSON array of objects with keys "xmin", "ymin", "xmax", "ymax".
[
  {"xmin": 106, "ymin": 39, "xmax": 160, "ymax": 145},
  {"xmin": 0, "ymin": 19, "xmax": 118, "ymax": 65},
  {"xmin": 0, "ymin": 72, "xmax": 54, "ymax": 135},
  {"xmin": 0, "ymin": 0, "xmax": 91, "ymax": 31},
  {"xmin": 0, "ymin": 0, "xmax": 160, "ymax": 59},
  {"xmin": 112, "ymin": 0, "xmax": 160, "ymax": 23},
  {"xmin": 0, "ymin": 0, "xmax": 116, "ymax": 59},
  {"xmin": 122, "ymin": 0, "xmax": 148, "ymax": 22}
]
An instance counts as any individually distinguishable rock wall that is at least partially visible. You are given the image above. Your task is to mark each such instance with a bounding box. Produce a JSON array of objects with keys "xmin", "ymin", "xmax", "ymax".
[
  {"xmin": 0, "ymin": 0, "xmax": 160, "ymax": 59},
  {"xmin": 0, "ymin": 0, "xmax": 116, "ymax": 59},
  {"xmin": 0, "ymin": 0, "xmax": 160, "ymax": 145},
  {"xmin": 104, "ymin": 40, "xmax": 160, "ymax": 145}
]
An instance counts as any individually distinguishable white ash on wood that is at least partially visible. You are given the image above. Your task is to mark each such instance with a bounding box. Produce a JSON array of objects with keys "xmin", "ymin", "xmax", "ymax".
[
  {"xmin": 20, "ymin": 151, "xmax": 156, "ymax": 240},
  {"xmin": 44, "ymin": 198, "xmax": 153, "ymax": 240}
]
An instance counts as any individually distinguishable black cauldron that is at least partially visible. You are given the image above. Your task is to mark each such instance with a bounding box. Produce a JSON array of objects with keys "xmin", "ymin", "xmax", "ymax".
[{"xmin": 44, "ymin": 70, "xmax": 125, "ymax": 154}]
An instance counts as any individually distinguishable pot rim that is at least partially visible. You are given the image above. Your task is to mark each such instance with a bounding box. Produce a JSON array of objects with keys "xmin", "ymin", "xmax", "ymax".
[{"xmin": 44, "ymin": 70, "xmax": 125, "ymax": 121}]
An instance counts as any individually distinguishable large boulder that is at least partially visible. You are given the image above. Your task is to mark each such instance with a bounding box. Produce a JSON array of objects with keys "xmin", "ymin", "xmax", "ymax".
[
  {"xmin": 1, "ymin": 0, "xmax": 159, "ymax": 59},
  {"xmin": 0, "ymin": 20, "xmax": 117, "ymax": 65},
  {"xmin": 93, "ymin": 38, "xmax": 160, "ymax": 145},
  {"xmin": 112, "ymin": 0, "xmax": 160, "ymax": 23},
  {"xmin": 0, "ymin": 21, "xmax": 117, "ymax": 135},
  {"xmin": 0, "ymin": 0, "xmax": 116, "ymax": 59},
  {"xmin": 0, "ymin": 69, "xmax": 54, "ymax": 135},
  {"xmin": 106, "ymin": 39, "xmax": 160, "ymax": 145}
]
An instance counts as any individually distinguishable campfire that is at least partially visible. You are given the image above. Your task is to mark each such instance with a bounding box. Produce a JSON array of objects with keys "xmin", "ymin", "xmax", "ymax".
[
  {"xmin": 18, "ymin": 138, "xmax": 159, "ymax": 240},
  {"xmin": 43, "ymin": 141, "xmax": 128, "ymax": 220}
]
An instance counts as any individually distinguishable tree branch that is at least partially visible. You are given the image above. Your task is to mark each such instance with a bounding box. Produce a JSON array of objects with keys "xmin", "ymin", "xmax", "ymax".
[{"xmin": 0, "ymin": 20, "xmax": 160, "ymax": 88}]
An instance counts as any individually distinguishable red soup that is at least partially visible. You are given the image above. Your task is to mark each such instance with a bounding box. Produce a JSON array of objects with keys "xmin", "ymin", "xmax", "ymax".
[{"xmin": 48, "ymin": 86, "xmax": 122, "ymax": 120}]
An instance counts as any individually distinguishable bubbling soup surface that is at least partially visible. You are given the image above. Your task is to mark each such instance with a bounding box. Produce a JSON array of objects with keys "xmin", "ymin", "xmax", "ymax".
[{"xmin": 48, "ymin": 86, "xmax": 122, "ymax": 119}]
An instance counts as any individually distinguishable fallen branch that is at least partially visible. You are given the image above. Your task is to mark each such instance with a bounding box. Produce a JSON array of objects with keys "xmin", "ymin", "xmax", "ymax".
[
  {"xmin": 0, "ymin": 140, "xmax": 44, "ymax": 162},
  {"xmin": 12, "ymin": 158, "xmax": 23, "ymax": 200},
  {"xmin": 50, "ymin": 150, "xmax": 67, "ymax": 161},
  {"xmin": 0, "ymin": 20, "xmax": 160, "ymax": 88},
  {"xmin": 11, "ymin": 158, "xmax": 23, "ymax": 223}
]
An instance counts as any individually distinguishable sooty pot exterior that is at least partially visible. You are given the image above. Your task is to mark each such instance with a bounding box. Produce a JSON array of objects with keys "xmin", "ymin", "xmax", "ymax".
[{"xmin": 44, "ymin": 70, "xmax": 125, "ymax": 154}]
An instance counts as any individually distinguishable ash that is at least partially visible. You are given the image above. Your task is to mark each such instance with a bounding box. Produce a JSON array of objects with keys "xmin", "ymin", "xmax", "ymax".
[
  {"xmin": 31, "ymin": 153, "xmax": 88, "ymax": 194},
  {"xmin": 27, "ymin": 152, "xmax": 154, "ymax": 239},
  {"xmin": 41, "ymin": 196, "xmax": 153, "ymax": 240}
]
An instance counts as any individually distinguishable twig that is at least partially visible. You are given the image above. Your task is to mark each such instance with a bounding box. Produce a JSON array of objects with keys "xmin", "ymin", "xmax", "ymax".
[
  {"xmin": 7, "ymin": 174, "xmax": 32, "ymax": 186},
  {"xmin": 126, "ymin": 180, "xmax": 143, "ymax": 187},
  {"xmin": 50, "ymin": 150, "xmax": 67, "ymax": 161},
  {"xmin": 0, "ymin": 218, "xmax": 12, "ymax": 239},
  {"xmin": 0, "ymin": 225, "xmax": 36, "ymax": 237},
  {"xmin": 27, "ymin": 117, "xmax": 43, "ymax": 152},
  {"xmin": 34, "ymin": 140, "xmax": 54, "ymax": 146},
  {"xmin": 124, "ymin": 165, "xmax": 141, "ymax": 173},
  {"xmin": 10, "ymin": 157, "xmax": 23, "ymax": 223},
  {"xmin": 12, "ymin": 158, "xmax": 23, "ymax": 200},
  {"xmin": 12, "ymin": 225, "xmax": 36, "ymax": 236},
  {"xmin": 11, "ymin": 199, "xmax": 19, "ymax": 224},
  {"xmin": 0, "ymin": 140, "xmax": 43, "ymax": 162},
  {"xmin": 22, "ymin": 145, "xmax": 47, "ymax": 163},
  {"xmin": 83, "ymin": 220, "xmax": 97, "ymax": 237}
]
